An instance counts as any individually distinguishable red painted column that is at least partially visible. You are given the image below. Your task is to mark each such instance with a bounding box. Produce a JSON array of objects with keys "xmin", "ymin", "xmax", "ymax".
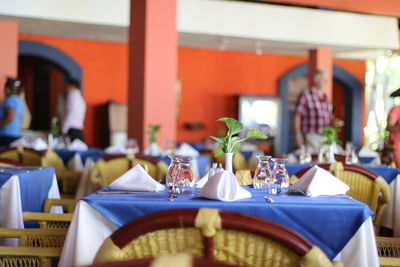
[
  {"xmin": 0, "ymin": 20, "xmax": 18, "ymax": 101},
  {"xmin": 308, "ymin": 47, "xmax": 333, "ymax": 100},
  {"xmin": 128, "ymin": 0, "xmax": 177, "ymax": 149}
]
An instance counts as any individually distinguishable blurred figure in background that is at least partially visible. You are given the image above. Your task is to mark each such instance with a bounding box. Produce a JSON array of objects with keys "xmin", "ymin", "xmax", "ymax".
[
  {"xmin": 62, "ymin": 79, "xmax": 86, "ymax": 142},
  {"xmin": 386, "ymin": 88, "xmax": 400, "ymax": 167},
  {"xmin": 0, "ymin": 78, "xmax": 25, "ymax": 146},
  {"xmin": 294, "ymin": 69, "xmax": 333, "ymax": 153}
]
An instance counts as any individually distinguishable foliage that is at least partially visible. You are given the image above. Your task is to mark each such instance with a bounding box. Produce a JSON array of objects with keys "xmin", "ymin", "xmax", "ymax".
[
  {"xmin": 210, "ymin": 117, "xmax": 267, "ymax": 157},
  {"xmin": 50, "ymin": 116, "xmax": 60, "ymax": 136},
  {"xmin": 322, "ymin": 127, "xmax": 341, "ymax": 145},
  {"xmin": 147, "ymin": 125, "xmax": 161, "ymax": 144}
]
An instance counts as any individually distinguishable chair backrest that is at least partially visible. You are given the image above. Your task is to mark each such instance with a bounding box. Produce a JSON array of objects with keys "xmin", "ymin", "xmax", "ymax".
[
  {"xmin": 0, "ymin": 147, "xmax": 22, "ymax": 162},
  {"xmin": 291, "ymin": 162, "xmax": 391, "ymax": 231},
  {"xmin": 22, "ymin": 212, "xmax": 73, "ymax": 229},
  {"xmin": 0, "ymin": 228, "xmax": 66, "ymax": 267},
  {"xmin": 43, "ymin": 198, "xmax": 77, "ymax": 213},
  {"xmin": 134, "ymin": 154, "xmax": 168, "ymax": 182},
  {"xmin": 94, "ymin": 208, "xmax": 333, "ymax": 267},
  {"xmin": 41, "ymin": 149, "xmax": 68, "ymax": 172},
  {"xmin": 0, "ymin": 157, "xmax": 23, "ymax": 166},
  {"xmin": 90, "ymin": 154, "xmax": 135, "ymax": 188},
  {"xmin": 21, "ymin": 147, "xmax": 46, "ymax": 166},
  {"xmin": 234, "ymin": 170, "xmax": 253, "ymax": 185}
]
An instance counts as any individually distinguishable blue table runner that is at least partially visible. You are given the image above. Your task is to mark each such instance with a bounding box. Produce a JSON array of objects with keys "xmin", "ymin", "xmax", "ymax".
[
  {"xmin": 55, "ymin": 148, "xmax": 104, "ymax": 164},
  {"xmin": 0, "ymin": 167, "xmax": 54, "ymax": 212},
  {"xmin": 83, "ymin": 188, "xmax": 372, "ymax": 259}
]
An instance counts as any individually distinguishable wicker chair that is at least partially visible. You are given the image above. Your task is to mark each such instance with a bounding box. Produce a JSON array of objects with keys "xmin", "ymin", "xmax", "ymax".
[
  {"xmin": 88, "ymin": 253, "xmax": 238, "ymax": 267},
  {"xmin": 90, "ymin": 154, "xmax": 135, "ymax": 188},
  {"xmin": 43, "ymin": 198, "xmax": 77, "ymax": 213},
  {"xmin": 22, "ymin": 212, "xmax": 73, "ymax": 229},
  {"xmin": 290, "ymin": 162, "xmax": 390, "ymax": 232},
  {"xmin": 376, "ymin": 236, "xmax": 400, "ymax": 267},
  {"xmin": 0, "ymin": 228, "xmax": 66, "ymax": 267},
  {"xmin": 0, "ymin": 147, "xmax": 22, "ymax": 162},
  {"xmin": 94, "ymin": 208, "xmax": 336, "ymax": 267},
  {"xmin": 234, "ymin": 170, "xmax": 253, "ymax": 185},
  {"xmin": 0, "ymin": 157, "xmax": 23, "ymax": 166}
]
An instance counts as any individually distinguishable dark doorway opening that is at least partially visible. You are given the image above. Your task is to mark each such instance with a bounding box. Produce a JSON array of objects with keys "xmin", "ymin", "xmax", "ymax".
[{"xmin": 18, "ymin": 56, "xmax": 67, "ymax": 131}]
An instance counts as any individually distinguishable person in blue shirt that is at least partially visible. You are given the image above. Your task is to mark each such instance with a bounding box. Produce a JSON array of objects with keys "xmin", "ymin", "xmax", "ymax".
[{"xmin": 0, "ymin": 78, "xmax": 25, "ymax": 146}]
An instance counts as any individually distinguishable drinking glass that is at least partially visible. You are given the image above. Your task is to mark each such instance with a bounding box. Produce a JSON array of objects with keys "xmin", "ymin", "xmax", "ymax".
[
  {"xmin": 253, "ymin": 155, "xmax": 273, "ymax": 192},
  {"xmin": 166, "ymin": 154, "xmax": 180, "ymax": 193},
  {"xmin": 271, "ymin": 158, "xmax": 290, "ymax": 195},
  {"xmin": 173, "ymin": 156, "xmax": 194, "ymax": 196}
]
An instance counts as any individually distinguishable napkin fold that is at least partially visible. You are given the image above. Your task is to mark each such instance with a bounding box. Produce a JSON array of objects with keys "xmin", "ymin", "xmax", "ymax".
[
  {"xmin": 67, "ymin": 139, "xmax": 88, "ymax": 151},
  {"xmin": 10, "ymin": 138, "xmax": 30, "ymax": 148},
  {"xmin": 105, "ymin": 143, "xmax": 128, "ymax": 154},
  {"xmin": 195, "ymin": 173, "xmax": 209, "ymax": 188},
  {"xmin": 176, "ymin": 143, "xmax": 199, "ymax": 157},
  {"xmin": 32, "ymin": 138, "xmax": 48, "ymax": 150},
  {"xmin": 358, "ymin": 146, "xmax": 379, "ymax": 158},
  {"xmin": 109, "ymin": 164, "xmax": 165, "ymax": 192},
  {"xmin": 291, "ymin": 165, "xmax": 349, "ymax": 197},
  {"xmin": 200, "ymin": 170, "xmax": 251, "ymax": 201}
]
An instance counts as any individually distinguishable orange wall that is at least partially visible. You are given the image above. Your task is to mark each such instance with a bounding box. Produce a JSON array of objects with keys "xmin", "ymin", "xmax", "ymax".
[
  {"xmin": 17, "ymin": 34, "xmax": 366, "ymax": 147},
  {"xmin": 264, "ymin": 0, "xmax": 400, "ymax": 17},
  {"xmin": 0, "ymin": 20, "xmax": 18, "ymax": 101}
]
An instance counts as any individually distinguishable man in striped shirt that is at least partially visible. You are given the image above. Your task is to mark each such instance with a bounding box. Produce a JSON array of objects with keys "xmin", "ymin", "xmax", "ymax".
[{"xmin": 294, "ymin": 69, "xmax": 333, "ymax": 152}]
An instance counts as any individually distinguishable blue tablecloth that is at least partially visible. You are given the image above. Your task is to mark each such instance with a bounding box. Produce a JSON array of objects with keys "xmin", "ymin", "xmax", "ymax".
[
  {"xmin": 83, "ymin": 187, "xmax": 372, "ymax": 259},
  {"xmin": 285, "ymin": 163, "xmax": 400, "ymax": 184},
  {"xmin": 0, "ymin": 166, "xmax": 54, "ymax": 212},
  {"xmin": 55, "ymin": 148, "xmax": 104, "ymax": 165},
  {"xmin": 159, "ymin": 155, "xmax": 211, "ymax": 177}
]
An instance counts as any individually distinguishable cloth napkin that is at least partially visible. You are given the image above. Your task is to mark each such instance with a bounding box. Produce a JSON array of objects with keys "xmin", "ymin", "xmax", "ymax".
[
  {"xmin": 143, "ymin": 143, "xmax": 162, "ymax": 157},
  {"xmin": 195, "ymin": 173, "xmax": 209, "ymax": 188},
  {"xmin": 291, "ymin": 165, "xmax": 349, "ymax": 197},
  {"xmin": 10, "ymin": 138, "xmax": 30, "ymax": 148},
  {"xmin": 200, "ymin": 170, "xmax": 251, "ymax": 201},
  {"xmin": 31, "ymin": 138, "xmax": 48, "ymax": 150},
  {"xmin": 109, "ymin": 164, "xmax": 165, "ymax": 192},
  {"xmin": 358, "ymin": 146, "xmax": 379, "ymax": 158},
  {"xmin": 67, "ymin": 153, "xmax": 84, "ymax": 172},
  {"xmin": 176, "ymin": 143, "xmax": 199, "ymax": 157},
  {"xmin": 104, "ymin": 143, "xmax": 128, "ymax": 154},
  {"xmin": 67, "ymin": 139, "xmax": 88, "ymax": 151}
]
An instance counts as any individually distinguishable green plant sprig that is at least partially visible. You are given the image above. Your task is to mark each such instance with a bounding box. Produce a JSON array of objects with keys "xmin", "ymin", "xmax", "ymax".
[
  {"xmin": 147, "ymin": 124, "xmax": 161, "ymax": 144},
  {"xmin": 210, "ymin": 117, "xmax": 267, "ymax": 157},
  {"xmin": 322, "ymin": 127, "xmax": 341, "ymax": 145}
]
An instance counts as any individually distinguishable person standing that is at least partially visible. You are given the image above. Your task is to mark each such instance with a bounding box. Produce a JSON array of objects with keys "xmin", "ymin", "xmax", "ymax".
[
  {"xmin": 386, "ymin": 88, "xmax": 400, "ymax": 167},
  {"xmin": 62, "ymin": 79, "xmax": 86, "ymax": 142},
  {"xmin": 294, "ymin": 69, "xmax": 333, "ymax": 152},
  {"xmin": 0, "ymin": 78, "xmax": 25, "ymax": 146}
]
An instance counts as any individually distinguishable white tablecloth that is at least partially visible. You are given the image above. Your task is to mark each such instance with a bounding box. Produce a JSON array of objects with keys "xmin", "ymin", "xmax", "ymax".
[
  {"xmin": 381, "ymin": 174, "xmax": 400, "ymax": 237},
  {"xmin": 0, "ymin": 174, "xmax": 61, "ymax": 246},
  {"xmin": 59, "ymin": 201, "xmax": 379, "ymax": 267}
]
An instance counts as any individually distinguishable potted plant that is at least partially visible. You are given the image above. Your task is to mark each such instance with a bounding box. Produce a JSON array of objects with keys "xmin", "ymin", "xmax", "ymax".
[
  {"xmin": 210, "ymin": 117, "xmax": 267, "ymax": 172},
  {"xmin": 322, "ymin": 127, "xmax": 340, "ymax": 163},
  {"xmin": 147, "ymin": 124, "xmax": 161, "ymax": 156}
]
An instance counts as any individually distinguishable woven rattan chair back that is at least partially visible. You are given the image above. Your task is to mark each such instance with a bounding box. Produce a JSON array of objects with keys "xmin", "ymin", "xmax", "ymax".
[
  {"xmin": 43, "ymin": 198, "xmax": 77, "ymax": 213},
  {"xmin": 0, "ymin": 157, "xmax": 23, "ymax": 166},
  {"xmin": 376, "ymin": 236, "xmax": 400, "ymax": 267},
  {"xmin": 22, "ymin": 212, "xmax": 73, "ymax": 229},
  {"xmin": 0, "ymin": 147, "xmax": 22, "ymax": 162},
  {"xmin": 94, "ymin": 208, "xmax": 333, "ymax": 267}
]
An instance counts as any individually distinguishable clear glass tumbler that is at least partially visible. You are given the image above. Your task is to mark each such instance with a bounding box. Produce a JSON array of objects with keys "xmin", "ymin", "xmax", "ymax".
[
  {"xmin": 253, "ymin": 155, "xmax": 273, "ymax": 191},
  {"xmin": 173, "ymin": 156, "xmax": 195, "ymax": 196},
  {"xmin": 166, "ymin": 154, "xmax": 180, "ymax": 193},
  {"xmin": 271, "ymin": 158, "xmax": 290, "ymax": 195}
]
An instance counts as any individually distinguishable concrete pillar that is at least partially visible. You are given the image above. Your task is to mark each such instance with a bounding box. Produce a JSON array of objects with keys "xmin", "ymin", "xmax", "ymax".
[
  {"xmin": 128, "ymin": 0, "xmax": 177, "ymax": 149},
  {"xmin": 0, "ymin": 20, "xmax": 18, "ymax": 101},
  {"xmin": 308, "ymin": 47, "xmax": 333, "ymax": 100}
]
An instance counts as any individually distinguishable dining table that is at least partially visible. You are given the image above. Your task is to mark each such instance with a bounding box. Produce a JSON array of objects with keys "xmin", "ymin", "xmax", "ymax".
[
  {"xmin": 59, "ymin": 187, "xmax": 379, "ymax": 267},
  {"xmin": 0, "ymin": 166, "xmax": 61, "ymax": 246},
  {"xmin": 286, "ymin": 162, "xmax": 400, "ymax": 237}
]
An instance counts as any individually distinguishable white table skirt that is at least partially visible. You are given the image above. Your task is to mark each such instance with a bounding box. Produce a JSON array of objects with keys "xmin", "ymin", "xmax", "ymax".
[
  {"xmin": 0, "ymin": 174, "xmax": 61, "ymax": 246},
  {"xmin": 59, "ymin": 201, "xmax": 379, "ymax": 267},
  {"xmin": 381, "ymin": 174, "xmax": 400, "ymax": 237}
]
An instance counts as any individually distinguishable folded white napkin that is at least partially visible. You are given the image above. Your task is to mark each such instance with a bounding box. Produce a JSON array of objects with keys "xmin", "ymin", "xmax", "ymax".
[
  {"xmin": 176, "ymin": 143, "xmax": 199, "ymax": 157},
  {"xmin": 292, "ymin": 165, "xmax": 349, "ymax": 197},
  {"xmin": 10, "ymin": 138, "xmax": 30, "ymax": 148},
  {"xmin": 32, "ymin": 138, "xmax": 48, "ymax": 150},
  {"xmin": 105, "ymin": 143, "xmax": 128, "ymax": 154},
  {"xmin": 200, "ymin": 170, "xmax": 251, "ymax": 201},
  {"xmin": 109, "ymin": 164, "xmax": 165, "ymax": 192},
  {"xmin": 195, "ymin": 173, "xmax": 209, "ymax": 188},
  {"xmin": 67, "ymin": 139, "xmax": 88, "ymax": 151},
  {"xmin": 358, "ymin": 147, "xmax": 379, "ymax": 158}
]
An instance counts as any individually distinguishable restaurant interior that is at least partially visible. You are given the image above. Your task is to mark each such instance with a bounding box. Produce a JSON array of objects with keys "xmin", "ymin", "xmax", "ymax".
[{"xmin": 0, "ymin": 0, "xmax": 400, "ymax": 266}]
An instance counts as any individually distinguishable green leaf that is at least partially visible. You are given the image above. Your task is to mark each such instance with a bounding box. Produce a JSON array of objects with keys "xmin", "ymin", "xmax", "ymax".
[
  {"xmin": 217, "ymin": 117, "xmax": 242, "ymax": 136},
  {"xmin": 215, "ymin": 143, "xmax": 226, "ymax": 157},
  {"xmin": 246, "ymin": 129, "xmax": 267, "ymax": 139},
  {"xmin": 209, "ymin": 136, "xmax": 223, "ymax": 144},
  {"xmin": 231, "ymin": 142, "xmax": 239, "ymax": 153}
]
